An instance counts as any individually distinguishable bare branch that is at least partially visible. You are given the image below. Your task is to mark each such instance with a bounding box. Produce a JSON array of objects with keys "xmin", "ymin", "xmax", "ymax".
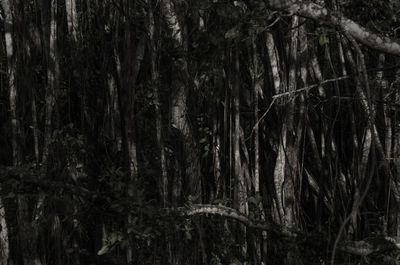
[
  {"xmin": 269, "ymin": 0, "xmax": 400, "ymax": 55},
  {"xmin": 272, "ymin": 75, "xmax": 351, "ymax": 99}
]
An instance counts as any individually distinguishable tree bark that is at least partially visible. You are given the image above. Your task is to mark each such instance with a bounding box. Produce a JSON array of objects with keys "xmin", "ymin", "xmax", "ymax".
[
  {"xmin": 65, "ymin": 0, "xmax": 78, "ymax": 42},
  {"xmin": 1, "ymin": 0, "xmax": 15, "ymax": 264},
  {"xmin": 162, "ymin": 0, "xmax": 202, "ymax": 202},
  {"xmin": 269, "ymin": 0, "xmax": 400, "ymax": 55},
  {"xmin": 149, "ymin": 3, "xmax": 168, "ymax": 206}
]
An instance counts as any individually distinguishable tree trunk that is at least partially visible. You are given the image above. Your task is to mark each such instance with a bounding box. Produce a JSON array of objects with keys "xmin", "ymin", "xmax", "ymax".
[
  {"xmin": 65, "ymin": 0, "xmax": 78, "ymax": 42},
  {"xmin": 149, "ymin": 4, "xmax": 168, "ymax": 206},
  {"xmin": 1, "ymin": 0, "xmax": 15, "ymax": 264},
  {"xmin": 162, "ymin": 0, "xmax": 201, "ymax": 202}
]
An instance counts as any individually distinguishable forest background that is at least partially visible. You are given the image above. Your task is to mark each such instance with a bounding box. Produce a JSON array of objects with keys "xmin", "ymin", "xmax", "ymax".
[{"xmin": 1, "ymin": 0, "xmax": 400, "ymax": 264}]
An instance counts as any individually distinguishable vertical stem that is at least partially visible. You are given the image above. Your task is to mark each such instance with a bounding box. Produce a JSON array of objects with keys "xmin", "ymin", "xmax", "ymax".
[
  {"xmin": 233, "ymin": 45, "xmax": 247, "ymax": 257},
  {"xmin": 0, "ymin": 197, "xmax": 9, "ymax": 265},
  {"xmin": 31, "ymin": 86, "xmax": 40, "ymax": 163},
  {"xmin": 149, "ymin": 3, "xmax": 168, "ymax": 206},
  {"xmin": 65, "ymin": 0, "xmax": 78, "ymax": 42},
  {"xmin": 42, "ymin": 0, "xmax": 57, "ymax": 172},
  {"xmin": 1, "ymin": 1, "xmax": 14, "ymax": 264}
]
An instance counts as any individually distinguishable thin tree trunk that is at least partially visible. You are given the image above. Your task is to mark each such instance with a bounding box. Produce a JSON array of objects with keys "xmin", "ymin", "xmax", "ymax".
[
  {"xmin": 31, "ymin": 86, "xmax": 40, "ymax": 163},
  {"xmin": 149, "ymin": 4, "xmax": 168, "ymax": 206},
  {"xmin": 266, "ymin": 31, "xmax": 286, "ymax": 223},
  {"xmin": 0, "ymin": 197, "xmax": 9, "ymax": 265},
  {"xmin": 162, "ymin": 0, "xmax": 201, "ymax": 202},
  {"xmin": 65, "ymin": 0, "xmax": 78, "ymax": 42},
  {"xmin": 212, "ymin": 114, "xmax": 222, "ymax": 200},
  {"xmin": 232, "ymin": 46, "xmax": 248, "ymax": 258},
  {"xmin": 42, "ymin": 0, "xmax": 57, "ymax": 172},
  {"xmin": 1, "ymin": 1, "xmax": 15, "ymax": 264},
  {"xmin": 250, "ymin": 36, "xmax": 268, "ymax": 264}
]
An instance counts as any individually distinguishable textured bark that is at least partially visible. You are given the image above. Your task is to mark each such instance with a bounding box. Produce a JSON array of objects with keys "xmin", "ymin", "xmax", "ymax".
[
  {"xmin": 65, "ymin": 0, "xmax": 78, "ymax": 41},
  {"xmin": 233, "ymin": 48, "xmax": 246, "ymax": 211},
  {"xmin": 1, "ymin": 1, "xmax": 15, "ymax": 264},
  {"xmin": 31, "ymin": 86, "xmax": 40, "ymax": 163},
  {"xmin": 2, "ymin": 0, "xmax": 19, "ymax": 168},
  {"xmin": 282, "ymin": 15, "xmax": 300, "ymax": 230},
  {"xmin": 269, "ymin": 0, "xmax": 400, "ymax": 55},
  {"xmin": 149, "ymin": 4, "xmax": 168, "ymax": 206},
  {"xmin": 250, "ymin": 37, "xmax": 267, "ymax": 265},
  {"xmin": 266, "ymin": 32, "xmax": 281, "ymax": 95},
  {"xmin": 0, "ymin": 197, "xmax": 9, "ymax": 265},
  {"xmin": 39, "ymin": 0, "xmax": 50, "ymax": 64},
  {"xmin": 162, "ymin": 0, "xmax": 201, "ymax": 201},
  {"xmin": 267, "ymin": 31, "xmax": 286, "ymax": 223},
  {"xmin": 119, "ymin": 19, "xmax": 145, "ymax": 178},
  {"xmin": 212, "ymin": 115, "xmax": 222, "ymax": 200},
  {"xmin": 42, "ymin": 0, "xmax": 58, "ymax": 172}
]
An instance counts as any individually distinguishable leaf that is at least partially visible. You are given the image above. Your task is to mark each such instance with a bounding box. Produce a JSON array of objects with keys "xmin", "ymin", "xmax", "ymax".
[
  {"xmin": 248, "ymin": 196, "xmax": 259, "ymax": 206},
  {"xmin": 212, "ymin": 199, "xmax": 225, "ymax": 205},
  {"xmin": 97, "ymin": 245, "xmax": 109, "ymax": 256},
  {"xmin": 199, "ymin": 137, "xmax": 207, "ymax": 144},
  {"xmin": 185, "ymin": 231, "xmax": 192, "ymax": 240},
  {"xmin": 319, "ymin": 34, "xmax": 329, "ymax": 46}
]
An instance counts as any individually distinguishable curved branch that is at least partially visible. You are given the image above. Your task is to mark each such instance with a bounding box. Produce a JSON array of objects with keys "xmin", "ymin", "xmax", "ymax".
[
  {"xmin": 269, "ymin": 1, "xmax": 400, "ymax": 55},
  {"xmin": 167, "ymin": 204, "xmax": 293, "ymax": 237},
  {"xmin": 167, "ymin": 204, "xmax": 400, "ymax": 257}
]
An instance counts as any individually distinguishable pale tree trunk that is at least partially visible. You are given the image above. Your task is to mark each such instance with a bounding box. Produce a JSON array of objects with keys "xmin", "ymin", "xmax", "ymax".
[
  {"xmin": 272, "ymin": 16, "xmax": 300, "ymax": 230},
  {"xmin": 233, "ymin": 47, "xmax": 247, "ymax": 216},
  {"xmin": 212, "ymin": 114, "xmax": 222, "ymax": 200},
  {"xmin": 162, "ymin": 0, "xmax": 201, "ymax": 203},
  {"xmin": 31, "ymin": 85, "xmax": 40, "ymax": 163},
  {"xmin": 162, "ymin": 1, "xmax": 204, "ymax": 263},
  {"xmin": 210, "ymin": 71, "xmax": 223, "ymax": 201},
  {"xmin": 2, "ymin": 0, "xmax": 19, "ymax": 168},
  {"xmin": 1, "ymin": 0, "xmax": 15, "ymax": 264},
  {"xmin": 270, "ymin": 16, "xmax": 302, "ymax": 265},
  {"xmin": 266, "ymin": 32, "xmax": 285, "ymax": 223},
  {"xmin": 284, "ymin": 15, "xmax": 299, "ymax": 229},
  {"xmin": 266, "ymin": 32, "xmax": 281, "ymax": 96},
  {"xmin": 0, "ymin": 197, "xmax": 9, "ymax": 265},
  {"xmin": 65, "ymin": 0, "xmax": 78, "ymax": 42},
  {"xmin": 232, "ymin": 46, "xmax": 248, "ymax": 258}
]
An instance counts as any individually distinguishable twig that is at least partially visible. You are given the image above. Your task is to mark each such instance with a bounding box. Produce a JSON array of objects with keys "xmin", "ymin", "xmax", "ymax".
[
  {"xmin": 247, "ymin": 97, "xmax": 276, "ymax": 141},
  {"xmin": 272, "ymin": 75, "xmax": 351, "ymax": 99}
]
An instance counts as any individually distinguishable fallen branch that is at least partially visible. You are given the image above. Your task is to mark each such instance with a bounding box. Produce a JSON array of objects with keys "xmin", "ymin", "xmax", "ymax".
[
  {"xmin": 339, "ymin": 237, "xmax": 400, "ymax": 256},
  {"xmin": 165, "ymin": 204, "xmax": 294, "ymax": 237},
  {"xmin": 165, "ymin": 204, "xmax": 400, "ymax": 257}
]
